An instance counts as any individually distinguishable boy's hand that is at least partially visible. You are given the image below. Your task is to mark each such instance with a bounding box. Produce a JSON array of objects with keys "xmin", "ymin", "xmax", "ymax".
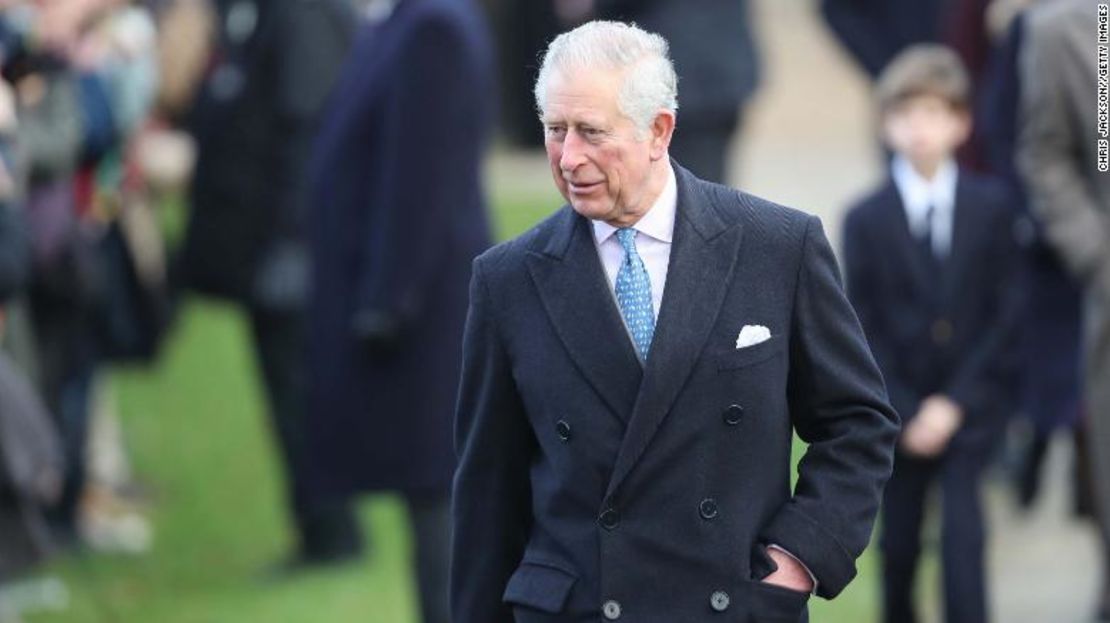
[{"xmin": 901, "ymin": 394, "xmax": 963, "ymax": 457}]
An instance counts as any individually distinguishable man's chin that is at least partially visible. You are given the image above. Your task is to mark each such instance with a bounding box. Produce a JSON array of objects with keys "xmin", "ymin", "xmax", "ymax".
[{"xmin": 569, "ymin": 201, "xmax": 613, "ymax": 221}]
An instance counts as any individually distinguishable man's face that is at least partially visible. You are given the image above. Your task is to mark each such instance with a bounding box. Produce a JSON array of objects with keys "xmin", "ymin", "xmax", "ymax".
[
  {"xmin": 541, "ymin": 67, "xmax": 670, "ymax": 227},
  {"xmin": 882, "ymin": 94, "xmax": 970, "ymax": 171}
]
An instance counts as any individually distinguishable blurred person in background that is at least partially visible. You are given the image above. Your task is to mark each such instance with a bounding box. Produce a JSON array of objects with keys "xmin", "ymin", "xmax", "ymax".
[
  {"xmin": 2, "ymin": 0, "xmax": 169, "ymax": 555},
  {"xmin": 177, "ymin": 0, "xmax": 361, "ymax": 571},
  {"xmin": 558, "ymin": 0, "xmax": 761, "ymax": 185},
  {"xmin": 1, "ymin": 0, "xmax": 111, "ymax": 547},
  {"xmin": 487, "ymin": 1, "xmax": 562, "ymax": 149},
  {"xmin": 968, "ymin": 0, "xmax": 1087, "ymax": 517},
  {"xmin": 1018, "ymin": 0, "xmax": 1110, "ymax": 618},
  {"xmin": 71, "ymin": 0, "xmax": 167, "ymax": 555},
  {"xmin": 0, "ymin": 66, "xmax": 67, "ymax": 622},
  {"xmin": 305, "ymin": 0, "xmax": 495, "ymax": 620},
  {"xmin": 842, "ymin": 45, "xmax": 1024, "ymax": 623}
]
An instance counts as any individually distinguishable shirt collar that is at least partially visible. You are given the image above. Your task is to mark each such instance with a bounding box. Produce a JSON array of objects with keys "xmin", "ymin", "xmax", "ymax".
[
  {"xmin": 891, "ymin": 155, "xmax": 958, "ymax": 216},
  {"xmin": 592, "ymin": 164, "xmax": 677, "ymax": 245}
]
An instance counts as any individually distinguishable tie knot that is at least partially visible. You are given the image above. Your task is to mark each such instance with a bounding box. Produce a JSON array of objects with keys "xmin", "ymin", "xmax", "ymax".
[{"xmin": 616, "ymin": 228, "xmax": 639, "ymax": 254}]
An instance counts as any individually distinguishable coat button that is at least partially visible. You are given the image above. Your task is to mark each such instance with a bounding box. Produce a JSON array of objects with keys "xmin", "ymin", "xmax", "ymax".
[
  {"xmin": 602, "ymin": 599, "xmax": 622, "ymax": 620},
  {"xmin": 699, "ymin": 498, "xmax": 719, "ymax": 520},
  {"xmin": 710, "ymin": 590, "xmax": 730, "ymax": 612},
  {"xmin": 723, "ymin": 404, "xmax": 744, "ymax": 425},
  {"xmin": 599, "ymin": 507, "xmax": 621, "ymax": 530},
  {"xmin": 555, "ymin": 420, "xmax": 571, "ymax": 442}
]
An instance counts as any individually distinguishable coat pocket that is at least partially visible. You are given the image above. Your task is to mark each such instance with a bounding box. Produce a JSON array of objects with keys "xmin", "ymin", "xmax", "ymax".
[
  {"xmin": 747, "ymin": 580, "xmax": 810, "ymax": 622},
  {"xmin": 717, "ymin": 335, "xmax": 787, "ymax": 371},
  {"xmin": 502, "ymin": 560, "xmax": 578, "ymax": 614}
]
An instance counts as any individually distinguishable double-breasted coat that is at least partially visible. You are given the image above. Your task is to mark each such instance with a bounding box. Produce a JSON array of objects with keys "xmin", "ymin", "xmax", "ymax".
[{"xmin": 451, "ymin": 164, "xmax": 900, "ymax": 622}]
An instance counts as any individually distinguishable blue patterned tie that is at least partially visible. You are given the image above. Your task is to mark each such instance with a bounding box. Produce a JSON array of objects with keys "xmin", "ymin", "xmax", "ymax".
[{"xmin": 614, "ymin": 228, "xmax": 656, "ymax": 359}]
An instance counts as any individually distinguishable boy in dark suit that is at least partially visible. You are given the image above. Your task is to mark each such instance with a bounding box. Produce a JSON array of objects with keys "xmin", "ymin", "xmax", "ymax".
[{"xmin": 842, "ymin": 45, "xmax": 1024, "ymax": 623}]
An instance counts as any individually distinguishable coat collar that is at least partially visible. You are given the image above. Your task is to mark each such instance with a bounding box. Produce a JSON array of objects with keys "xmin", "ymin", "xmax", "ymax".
[{"xmin": 526, "ymin": 209, "xmax": 644, "ymax": 423}]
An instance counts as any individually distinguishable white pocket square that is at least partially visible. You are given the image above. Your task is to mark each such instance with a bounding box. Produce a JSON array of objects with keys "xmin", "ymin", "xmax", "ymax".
[{"xmin": 735, "ymin": 325, "xmax": 772, "ymax": 349}]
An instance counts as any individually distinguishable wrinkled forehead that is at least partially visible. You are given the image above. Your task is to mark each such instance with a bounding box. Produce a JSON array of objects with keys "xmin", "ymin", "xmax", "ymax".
[{"xmin": 540, "ymin": 67, "xmax": 626, "ymax": 122}]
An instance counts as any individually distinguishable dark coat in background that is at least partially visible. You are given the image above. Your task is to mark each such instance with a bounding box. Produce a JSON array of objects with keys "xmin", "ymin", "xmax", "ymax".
[
  {"xmin": 820, "ymin": 0, "xmax": 952, "ymax": 78},
  {"xmin": 596, "ymin": 0, "xmax": 759, "ymax": 129},
  {"xmin": 178, "ymin": 0, "xmax": 362, "ymax": 561},
  {"xmin": 181, "ymin": 0, "xmax": 354, "ymax": 306},
  {"xmin": 979, "ymin": 15, "xmax": 1081, "ymax": 432},
  {"xmin": 842, "ymin": 173, "xmax": 1024, "ymax": 450},
  {"xmin": 306, "ymin": 0, "xmax": 495, "ymax": 496},
  {"xmin": 489, "ymin": 0, "xmax": 561, "ymax": 148},
  {"xmin": 597, "ymin": 0, "xmax": 759, "ymax": 182}
]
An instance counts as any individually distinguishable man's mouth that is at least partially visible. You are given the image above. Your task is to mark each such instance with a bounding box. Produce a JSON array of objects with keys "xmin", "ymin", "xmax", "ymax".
[{"xmin": 567, "ymin": 180, "xmax": 603, "ymax": 193}]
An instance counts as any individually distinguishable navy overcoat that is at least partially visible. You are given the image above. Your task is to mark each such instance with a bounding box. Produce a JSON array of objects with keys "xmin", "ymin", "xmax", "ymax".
[{"xmin": 306, "ymin": 0, "xmax": 494, "ymax": 496}]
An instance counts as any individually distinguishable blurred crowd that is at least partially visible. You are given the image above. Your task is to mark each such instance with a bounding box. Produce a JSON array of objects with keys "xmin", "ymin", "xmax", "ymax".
[
  {"xmin": 0, "ymin": 0, "xmax": 1103, "ymax": 621},
  {"xmin": 0, "ymin": 0, "xmax": 174, "ymax": 616}
]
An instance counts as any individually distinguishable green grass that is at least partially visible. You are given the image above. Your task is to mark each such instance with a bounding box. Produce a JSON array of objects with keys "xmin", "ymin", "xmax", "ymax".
[{"xmin": 23, "ymin": 185, "xmax": 916, "ymax": 622}]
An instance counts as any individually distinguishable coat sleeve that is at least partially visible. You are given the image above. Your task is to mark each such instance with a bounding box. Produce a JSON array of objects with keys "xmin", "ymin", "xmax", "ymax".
[
  {"xmin": 450, "ymin": 257, "xmax": 536, "ymax": 623},
  {"xmin": 1018, "ymin": 7, "xmax": 1110, "ymax": 288},
  {"xmin": 758, "ymin": 216, "xmax": 901, "ymax": 599}
]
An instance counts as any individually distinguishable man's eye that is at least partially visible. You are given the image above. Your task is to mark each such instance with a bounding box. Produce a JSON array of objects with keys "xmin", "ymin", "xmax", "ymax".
[
  {"xmin": 546, "ymin": 126, "xmax": 566, "ymax": 136},
  {"xmin": 582, "ymin": 127, "xmax": 603, "ymax": 137}
]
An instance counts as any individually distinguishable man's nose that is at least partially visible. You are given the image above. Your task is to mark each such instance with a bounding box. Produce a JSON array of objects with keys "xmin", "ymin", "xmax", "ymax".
[{"xmin": 560, "ymin": 130, "xmax": 588, "ymax": 172}]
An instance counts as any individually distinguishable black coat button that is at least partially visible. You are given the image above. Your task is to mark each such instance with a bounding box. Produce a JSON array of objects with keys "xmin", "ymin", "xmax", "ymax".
[
  {"xmin": 599, "ymin": 507, "xmax": 620, "ymax": 530},
  {"xmin": 710, "ymin": 590, "xmax": 730, "ymax": 612},
  {"xmin": 723, "ymin": 404, "xmax": 744, "ymax": 425},
  {"xmin": 555, "ymin": 420, "xmax": 571, "ymax": 442},
  {"xmin": 699, "ymin": 498, "xmax": 719, "ymax": 520},
  {"xmin": 602, "ymin": 599, "xmax": 622, "ymax": 620}
]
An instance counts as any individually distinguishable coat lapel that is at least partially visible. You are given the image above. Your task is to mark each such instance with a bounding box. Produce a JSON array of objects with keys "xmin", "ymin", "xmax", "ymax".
[
  {"xmin": 605, "ymin": 164, "xmax": 744, "ymax": 498},
  {"xmin": 526, "ymin": 209, "xmax": 644, "ymax": 423},
  {"xmin": 878, "ymin": 181, "xmax": 937, "ymax": 305},
  {"xmin": 941, "ymin": 175, "xmax": 975, "ymax": 307}
]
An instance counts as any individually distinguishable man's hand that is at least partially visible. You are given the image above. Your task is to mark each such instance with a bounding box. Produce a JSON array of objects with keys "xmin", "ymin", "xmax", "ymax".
[
  {"xmin": 901, "ymin": 394, "xmax": 964, "ymax": 457},
  {"xmin": 761, "ymin": 547, "xmax": 815, "ymax": 594}
]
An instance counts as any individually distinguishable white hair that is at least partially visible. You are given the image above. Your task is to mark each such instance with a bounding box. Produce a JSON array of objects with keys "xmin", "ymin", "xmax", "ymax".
[{"xmin": 534, "ymin": 21, "xmax": 679, "ymax": 136}]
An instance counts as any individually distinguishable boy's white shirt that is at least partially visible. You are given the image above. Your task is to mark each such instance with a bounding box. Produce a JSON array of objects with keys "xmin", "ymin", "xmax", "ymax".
[{"xmin": 891, "ymin": 155, "xmax": 958, "ymax": 258}]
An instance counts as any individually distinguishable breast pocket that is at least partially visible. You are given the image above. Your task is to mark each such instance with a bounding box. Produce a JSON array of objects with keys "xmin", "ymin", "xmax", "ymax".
[{"xmin": 716, "ymin": 335, "xmax": 787, "ymax": 371}]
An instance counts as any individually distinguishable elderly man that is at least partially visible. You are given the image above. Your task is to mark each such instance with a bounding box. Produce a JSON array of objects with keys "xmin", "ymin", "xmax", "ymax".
[{"xmin": 451, "ymin": 21, "xmax": 899, "ymax": 623}]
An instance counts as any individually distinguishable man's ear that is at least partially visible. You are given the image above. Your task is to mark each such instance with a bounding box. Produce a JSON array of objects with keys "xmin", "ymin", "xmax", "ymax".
[{"xmin": 649, "ymin": 110, "xmax": 676, "ymax": 161}]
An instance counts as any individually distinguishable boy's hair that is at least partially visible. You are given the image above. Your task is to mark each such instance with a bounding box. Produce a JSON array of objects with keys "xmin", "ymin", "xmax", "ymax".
[{"xmin": 875, "ymin": 44, "xmax": 971, "ymax": 114}]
